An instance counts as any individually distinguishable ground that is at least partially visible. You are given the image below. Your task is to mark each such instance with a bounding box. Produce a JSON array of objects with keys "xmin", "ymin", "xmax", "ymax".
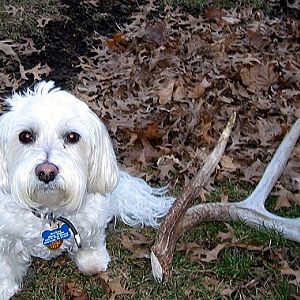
[{"xmin": 0, "ymin": 0, "xmax": 300, "ymax": 299}]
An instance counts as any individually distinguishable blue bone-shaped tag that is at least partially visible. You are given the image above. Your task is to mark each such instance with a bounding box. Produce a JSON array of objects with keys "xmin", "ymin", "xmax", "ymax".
[{"xmin": 42, "ymin": 223, "xmax": 71, "ymax": 247}]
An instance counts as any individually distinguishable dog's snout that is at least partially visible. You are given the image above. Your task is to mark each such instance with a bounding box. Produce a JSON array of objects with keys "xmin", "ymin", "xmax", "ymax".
[{"xmin": 35, "ymin": 163, "xmax": 59, "ymax": 184}]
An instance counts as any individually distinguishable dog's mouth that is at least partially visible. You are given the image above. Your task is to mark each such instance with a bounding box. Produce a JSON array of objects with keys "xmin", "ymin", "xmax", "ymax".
[
  {"xmin": 34, "ymin": 175, "xmax": 65, "ymax": 190},
  {"xmin": 39, "ymin": 182, "xmax": 62, "ymax": 191},
  {"xmin": 28, "ymin": 179, "xmax": 83, "ymax": 213},
  {"xmin": 28, "ymin": 181, "xmax": 67, "ymax": 207}
]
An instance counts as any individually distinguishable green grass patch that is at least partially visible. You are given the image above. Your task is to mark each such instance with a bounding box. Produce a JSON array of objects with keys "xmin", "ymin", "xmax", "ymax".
[
  {"xmin": 18, "ymin": 218, "xmax": 300, "ymax": 299},
  {"xmin": 253, "ymin": 226, "xmax": 289, "ymax": 248},
  {"xmin": 214, "ymin": 248, "xmax": 254, "ymax": 280},
  {"xmin": 274, "ymin": 278, "xmax": 297, "ymax": 300},
  {"xmin": 209, "ymin": 179, "xmax": 253, "ymax": 202},
  {"xmin": 184, "ymin": 221, "xmax": 225, "ymax": 242},
  {"xmin": 0, "ymin": 0, "xmax": 60, "ymax": 40}
]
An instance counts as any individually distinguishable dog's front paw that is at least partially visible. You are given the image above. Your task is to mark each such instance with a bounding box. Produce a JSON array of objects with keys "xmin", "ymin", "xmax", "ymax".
[
  {"xmin": 74, "ymin": 248, "xmax": 111, "ymax": 275},
  {"xmin": 0, "ymin": 280, "xmax": 20, "ymax": 300}
]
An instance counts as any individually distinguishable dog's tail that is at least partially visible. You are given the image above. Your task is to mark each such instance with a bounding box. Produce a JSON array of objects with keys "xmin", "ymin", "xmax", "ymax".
[{"xmin": 109, "ymin": 171, "xmax": 175, "ymax": 228}]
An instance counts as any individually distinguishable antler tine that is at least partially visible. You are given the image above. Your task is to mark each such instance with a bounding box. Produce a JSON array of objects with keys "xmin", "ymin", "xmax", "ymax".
[{"xmin": 243, "ymin": 117, "xmax": 300, "ymax": 208}]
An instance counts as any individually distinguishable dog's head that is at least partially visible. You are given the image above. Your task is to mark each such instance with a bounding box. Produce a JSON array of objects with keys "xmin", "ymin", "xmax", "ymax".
[{"xmin": 0, "ymin": 81, "xmax": 119, "ymax": 213}]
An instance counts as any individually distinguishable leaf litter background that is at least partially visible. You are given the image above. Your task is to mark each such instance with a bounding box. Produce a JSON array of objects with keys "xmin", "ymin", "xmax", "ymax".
[
  {"xmin": 1, "ymin": 0, "xmax": 300, "ymax": 298},
  {"xmin": 75, "ymin": 1, "xmax": 300, "ymax": 208}
]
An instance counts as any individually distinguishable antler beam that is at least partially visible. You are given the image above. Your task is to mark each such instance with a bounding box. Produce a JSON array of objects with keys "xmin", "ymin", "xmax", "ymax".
[{"xmin": 151, "ymin": 112, "xmax": 236, "ymax": 282}]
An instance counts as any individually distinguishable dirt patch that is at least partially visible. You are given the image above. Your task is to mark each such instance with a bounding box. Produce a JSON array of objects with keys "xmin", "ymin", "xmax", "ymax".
[{"xmin": 17, "ymin": 0, "xmax": 140, "ymax": 89}]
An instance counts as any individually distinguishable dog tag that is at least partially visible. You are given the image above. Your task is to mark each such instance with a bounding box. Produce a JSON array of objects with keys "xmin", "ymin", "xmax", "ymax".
[{"xmin": 42, "ymin": 223, "xmax": 71, "ymax": 250}]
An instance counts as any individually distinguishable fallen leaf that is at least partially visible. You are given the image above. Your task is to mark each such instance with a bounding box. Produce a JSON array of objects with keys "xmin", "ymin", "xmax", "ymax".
[
  {"xmin": 280, "ymin": 261, "xmax": 300, "ymax": 285},
  {"xmin": 98, "ymin": 273, "xmax": 135, "ymax": 300},
  {"xmin": 233, "ymin": 242, "xmax": 264, "ymax": 252},
  {"xmin": 177, "ymin": 242, "xmax": 202, "ymax": 254},
  {"xmin": 220, "ymin": 155, "xmax": 237, "ymax": 172},
  {"xmin": 184, "ymin": 243, "xmax": 228, "ymax": 263},
  {"xmin": 179, "ymin": 241, "xmax": 264, "ymax": 264},
  {"xmin": 173, "ymin": 83, "xmax": 186, "ymax": 102},
  {"xmin": 64, "ymin": 282, "xmax": 87, "ymax": 300},
  {"xmin": 22, "ymin": 63, "xmax": 51, "ymax": 80},
  {"xmin": 37, "ymin": 17, "xmax": 52, "ymax": 28},
  {"xmin": 0, "ymin": 40, "xmax": 17, "ymax": 56},
  {"xmin": 246, "ymin": 29, "xmax": 269, "ymax": 50},
  {"xmin": 106, "ymin": 32, "xmax": 126, "ymax": 50},
  {"xmin": 192, "ymin": 78, "xmax": 211, "ymax": 99},
  {"xmin": 202, "ymin": 276, "xmax": 220, "ymax": 291},
  {"xmin": 272, "ymin": 185, "xmax": 294, "ymax": 210},
  {"xmin": 242, "ymin": 159, "xmax": 265, "ymax": 184},
  {"xmin": 157, "ymin": 154, "xmax": 181, "ymax": 180},
  {"xmin": 18, "ymin": 38, "xmax": 40, "ymax": 56},
  {"xmin": 221, "ymin": 16, "xmax": 240, "ymax": 25},
  {"xmin": 217, "ymin": 223, "xmax": 236, "ymax": 242},
  {"xmin": 158, "ymin": 81, "xmax": 175, "ymax": 105},
  {"xmin": 220, "ymin": 286, "xmax": 238, "ymax": 297},
  {"xmin": 192, "ymin": 84, "xmax": 205, "ymax": 98},
  {"xmin": 4, "ymin": 5, "xmax": 23, "ymax": 17},
  {"xmin": 121, "ymin": 231, "xmax": 153, "ymax": 258},
  {"xmin": 240, "ymin": 63, "xmax": 279, "ymax": 92},
  {"xmin": 287, "ymin": 0, "xmax": 300, "ymax": 10},
  {"xmin": 198, "ymin": 243, "xmax": 228, "ymax": 262},
  {"xmin": 132, "ymin": 121, "xmax": 161, "ymax": 141},
  {"xmin": 144, "ymin": 20, "xmax": 166, "ymax": 44},
  {"xmin": 220, "ymin": 193, "xmax": 229, "ymax": 203},
  {"xmin": 139, "ymin": 139, "xmax": 161, "ymax": 164},
  {"xmin": 83, "ymin": 0, "xmax": 100, "ymax": 7},
  {"xmin": 205, "ymin": 7, "xmax": 226, "ymax": 20},
  {"xmin": 257, "ymin": 117, "xmax": 282, "ymax": 147}
]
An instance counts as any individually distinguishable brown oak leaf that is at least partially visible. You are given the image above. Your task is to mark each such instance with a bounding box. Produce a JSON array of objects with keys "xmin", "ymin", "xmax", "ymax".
[
  {"xmin": 158, "ymin": 81, "xmax": 175, "ymax": 105},
  {"xmin": 144, "ymin": 20, "xmax": 166, "ymax": 45},
  {"xmin": 240, "ymin": 63, "xmax": 279, "ymax": 92},
  {"xmin": 272, "ymin": 185, "xmax": 294, "ymax": 210},
  {"xmin": 64, "ymin": 282, "xmax": 87, "ymax": 300},
  {"xmin": 98, "ymin": 273, "xmax": 135, "ymax": 300},
  {"xmin": 120, "ymin": 231, "xmax": 153, "ymax": 259},
  {"xmin": 280, "ymin": 261, "xmax": 300, "ymax": 286}
]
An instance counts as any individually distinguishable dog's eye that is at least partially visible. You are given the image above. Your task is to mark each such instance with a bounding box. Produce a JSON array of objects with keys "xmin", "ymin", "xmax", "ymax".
[
  {"xmin": 19, "ymin": 131, "xmax": 35, "ymax": 144},
  {"xmin": 65, "ymin": 132, "xmax": 80, "ymax": 144}
]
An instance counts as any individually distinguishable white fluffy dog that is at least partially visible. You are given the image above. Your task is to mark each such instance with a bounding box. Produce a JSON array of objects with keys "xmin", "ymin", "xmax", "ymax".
[{"xmin": 0, "ymin": 81, "xmax": 174, "ymax": 299}]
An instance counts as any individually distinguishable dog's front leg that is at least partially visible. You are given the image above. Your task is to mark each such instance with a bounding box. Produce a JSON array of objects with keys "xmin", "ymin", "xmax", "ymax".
[
  {"xmin": 71, "ymin": 231, "xmax": 111, "ymax": 275},
  {"xmin": 0, "ymin": 240, "xmax": 31, "ymax": 300}
]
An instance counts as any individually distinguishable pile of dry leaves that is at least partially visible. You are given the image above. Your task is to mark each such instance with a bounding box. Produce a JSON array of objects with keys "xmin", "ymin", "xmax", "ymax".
[{"xmin": 75, "ymin": 1, "xmax": 300, "ymax": 209}]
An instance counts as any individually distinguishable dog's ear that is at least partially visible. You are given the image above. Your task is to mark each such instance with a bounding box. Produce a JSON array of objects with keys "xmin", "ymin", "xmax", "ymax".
[
  {"xmin": 0, "ymin": 150, "xmax": 9, "ymax": 191},
  {"xmin": 87, "ymin": 111, "xmax": 119, "ymax": 195},
  {"xmin": 0, "ymin": 113, "xmax": 10, "ymax": 192}
]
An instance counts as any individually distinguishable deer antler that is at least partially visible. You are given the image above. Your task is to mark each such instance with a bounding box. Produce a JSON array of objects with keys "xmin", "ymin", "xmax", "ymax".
[
  {"xmin": 151, "ymin": 112, "xmax": 236, "ymax": 281},
  {"xmin": 151, "ymin": 114, "xmax": 300, "ymax": 283}
]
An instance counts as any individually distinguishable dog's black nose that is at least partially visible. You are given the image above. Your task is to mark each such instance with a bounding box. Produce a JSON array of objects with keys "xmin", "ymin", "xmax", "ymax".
[{"xmin": 35, "ymin": 163, "xmax": 59, "ymax": 184}]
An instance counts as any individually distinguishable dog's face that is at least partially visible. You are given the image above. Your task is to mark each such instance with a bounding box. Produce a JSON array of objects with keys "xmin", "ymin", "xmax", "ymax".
[{"xmin": 0, "ymin": 81, "xmax": 119, "ymax": 213}]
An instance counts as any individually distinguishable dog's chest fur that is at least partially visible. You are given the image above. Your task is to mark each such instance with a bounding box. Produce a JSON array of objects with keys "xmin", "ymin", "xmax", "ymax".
[{"xmin": 0, "ymin": 192, "xmax": 114, "ymax": 260}]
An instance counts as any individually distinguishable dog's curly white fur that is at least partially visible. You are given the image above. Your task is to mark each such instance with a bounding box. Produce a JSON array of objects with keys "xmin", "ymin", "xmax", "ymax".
[{"xmin": 0, "ymin": 81, "xmax": 174, "ymax": 299}]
